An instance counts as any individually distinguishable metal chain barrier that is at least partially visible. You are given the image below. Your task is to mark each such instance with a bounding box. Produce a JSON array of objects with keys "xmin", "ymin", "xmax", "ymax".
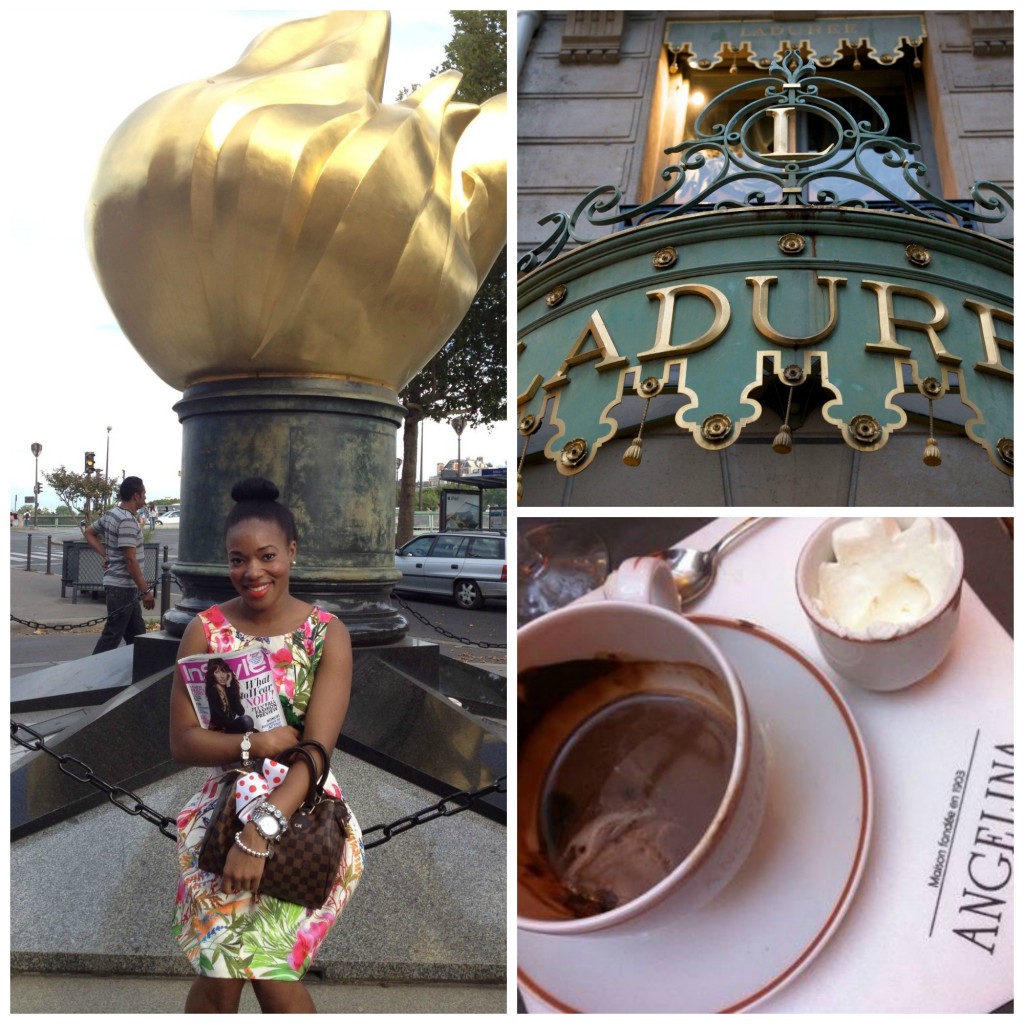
[
  {"xmin": 393, "ymin": 594, "xmax": 507, "ymax": 650},
  {"xmin": 11, "ymin": 720, "xmax": 179, "ymax": 839},
  {"xmin": 11, "ymin": 612, "xmax": 109, "ymax": 631},
  {"xmin": 12, "ymin": 547, "xmax": 177, "ymax": 633},
  {"xmin": 362, "ymin": 776, "xmax": 507, "ymax": 849},
  {"xmin": 11, "ymin": 719, "xmax": 505, "ymax": 850}
]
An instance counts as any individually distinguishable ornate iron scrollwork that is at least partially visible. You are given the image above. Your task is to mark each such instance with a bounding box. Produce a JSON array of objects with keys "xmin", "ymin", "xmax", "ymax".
[{"xmin": 519, "ymin": 50, "xmax": 1013, "ymax": 273}]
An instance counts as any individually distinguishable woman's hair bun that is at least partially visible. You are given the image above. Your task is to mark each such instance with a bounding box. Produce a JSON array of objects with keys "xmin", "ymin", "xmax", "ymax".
[
  {"xmin": 230, "ymin": 477, "xmax": 280, "ymax": 504},
  {"xmin": 224, "ymin": 476, "xmax": 297, "ymax": 543}
]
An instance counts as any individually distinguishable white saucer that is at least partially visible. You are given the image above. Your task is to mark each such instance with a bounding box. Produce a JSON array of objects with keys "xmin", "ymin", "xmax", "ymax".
[{"xmin": 517, "ymin": 616, "xmax": 872, "ymax": 1013}]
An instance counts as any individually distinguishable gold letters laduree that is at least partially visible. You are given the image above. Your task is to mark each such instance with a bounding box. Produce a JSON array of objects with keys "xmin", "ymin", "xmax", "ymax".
[
  {"xmin": 537, "ymin": 274, "xmax": 1013, "ymax": 391},
  {"xmin": 739, "ymin": 22, "xmax": 860, "ymax": 38}
]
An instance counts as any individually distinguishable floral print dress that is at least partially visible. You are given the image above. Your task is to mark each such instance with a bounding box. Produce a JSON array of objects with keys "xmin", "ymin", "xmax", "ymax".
[{"xmin": 173, "ymin": 605, "xmax": 364, "ymax": 980}]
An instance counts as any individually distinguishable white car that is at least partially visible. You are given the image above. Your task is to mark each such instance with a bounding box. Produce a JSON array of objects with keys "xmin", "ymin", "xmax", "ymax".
[{"xmin": 156, "ymin": 509, "xmax": 181, "ymax": 526}]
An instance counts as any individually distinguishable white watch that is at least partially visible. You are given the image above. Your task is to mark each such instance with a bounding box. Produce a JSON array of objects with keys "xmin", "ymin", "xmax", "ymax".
[
  {"xmin": 252, "ymin": 813, "xmax": 281, "ymax": 841},
  {"xmin": 251, "ymin": 801, "xmax": 289, "ymax": 842}
]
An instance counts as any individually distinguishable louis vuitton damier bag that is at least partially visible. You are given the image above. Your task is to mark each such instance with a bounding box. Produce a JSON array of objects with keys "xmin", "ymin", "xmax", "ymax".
[{"xmin": 198, "ymin": 739, "xmax": 352, "ymax": 909}]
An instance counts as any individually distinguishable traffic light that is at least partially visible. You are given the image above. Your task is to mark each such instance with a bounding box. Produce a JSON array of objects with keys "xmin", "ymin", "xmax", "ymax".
[{"xmin": 85, "ymin": 451, "xmax": 96, "ymax": 475}]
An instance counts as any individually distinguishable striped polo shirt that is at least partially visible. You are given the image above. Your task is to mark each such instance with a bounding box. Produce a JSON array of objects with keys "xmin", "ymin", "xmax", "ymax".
[{"xmin": 92, "ymin": 506, "xmax": 143, "ymax": 588}]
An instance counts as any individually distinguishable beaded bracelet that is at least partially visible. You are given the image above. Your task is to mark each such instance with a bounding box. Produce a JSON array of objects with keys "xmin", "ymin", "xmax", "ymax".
[{"xmin": 234, "ymin": 831, "xmax": 272, "ymax": 859}]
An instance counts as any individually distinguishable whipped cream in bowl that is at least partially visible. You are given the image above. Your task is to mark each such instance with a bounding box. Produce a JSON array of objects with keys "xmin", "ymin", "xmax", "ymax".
[
  {"xmin": 796, "ymin": 518, "xmax": 964, "ymax": 691},
  {"xmin": 815, "ymin": 518, "xmax": 957, "ymax": 639}
]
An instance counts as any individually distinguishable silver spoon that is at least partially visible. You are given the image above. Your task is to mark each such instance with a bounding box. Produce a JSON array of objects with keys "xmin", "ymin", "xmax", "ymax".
[{"xmin": 661, "ymin": 518, "xmax": 765, "ymax": 604}]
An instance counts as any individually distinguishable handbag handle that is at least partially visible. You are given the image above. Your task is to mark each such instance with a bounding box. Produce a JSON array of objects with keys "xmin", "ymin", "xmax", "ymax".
[
  {"xmin": 275, "ymin": 739, "xmax": 331, "ymax": 808},
  {"xmin": 298, "ymin": 739, "xmax": 331, "ymax": 779}
]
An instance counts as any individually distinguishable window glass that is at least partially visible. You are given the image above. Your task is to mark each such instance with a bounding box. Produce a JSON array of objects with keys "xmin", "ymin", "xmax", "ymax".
[
  {"xmin": 468, "ymin": 537, "xmax": 503, "ymax": 559},
  {"xmin": 648, "ymin": 57, "xmax": 935, "ymax": 207},
  {"xmin": 432, "ymin": 535, "xmax": 467, "ymax": 558},
  {"xmin": 402, "ymin": 536, "xmax": 434, "ymax": 556}
]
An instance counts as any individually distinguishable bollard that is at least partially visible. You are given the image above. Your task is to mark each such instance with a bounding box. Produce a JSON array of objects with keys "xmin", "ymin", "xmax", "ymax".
[
  {"xmin": 161, "ymin": 560, "xmax": 172, "ymax": 618},
  {"xmin": 24, "ymin": 534, "xmax": 31, "ymax": 572},
  {"xmin": 45, "ymin": 535, "xmax": 53, "ymax": 575}
]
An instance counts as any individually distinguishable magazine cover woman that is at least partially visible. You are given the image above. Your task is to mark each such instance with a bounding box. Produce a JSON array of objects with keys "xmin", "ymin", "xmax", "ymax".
[{"xmin": 204, "ymin": 659, "xmax": 256, "ymax": 734}]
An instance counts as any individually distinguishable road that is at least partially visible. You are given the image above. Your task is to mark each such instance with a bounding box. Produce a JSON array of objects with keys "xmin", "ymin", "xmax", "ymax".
[
  {"xmin": 9, "ymin": 525, "xmax": 112, "ymax": 573},
  {"xmin": 10, "ymin": 526, "xmax": 506, "ymax": 675}
]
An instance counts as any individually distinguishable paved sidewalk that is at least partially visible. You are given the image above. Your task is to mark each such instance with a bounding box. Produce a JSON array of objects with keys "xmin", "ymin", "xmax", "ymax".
[
  {"xmin": 12, "ymin": 972, "xmax": 506, "ymax": 1014},
  {"xmin": 10, "ymin": 565, "xmax": 120, "ymax": 631}
]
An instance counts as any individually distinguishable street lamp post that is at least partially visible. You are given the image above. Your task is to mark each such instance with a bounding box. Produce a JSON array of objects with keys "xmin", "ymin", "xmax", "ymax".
[
  {"xmin": 105, "ymin": 426, "xmax": 112, "ymax": 482},
  {"xmin": 451, "ymin": 415, "xmax": 466, "ymax": 477},
  {"xmin": 30, "ymin": 442, "xmax": 42, "ymax": 528}
]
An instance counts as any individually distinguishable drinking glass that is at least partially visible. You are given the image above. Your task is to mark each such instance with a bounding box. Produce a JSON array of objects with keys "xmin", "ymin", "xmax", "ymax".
[{"xmin": 518, "ymin": 522, "xmax": 610, "ymax": 625}]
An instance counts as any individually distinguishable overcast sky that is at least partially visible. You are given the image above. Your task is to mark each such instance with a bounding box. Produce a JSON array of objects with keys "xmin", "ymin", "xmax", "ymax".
[{"xmin": 4, "ymin": 5, "xmax": 508, "ymax": 512}]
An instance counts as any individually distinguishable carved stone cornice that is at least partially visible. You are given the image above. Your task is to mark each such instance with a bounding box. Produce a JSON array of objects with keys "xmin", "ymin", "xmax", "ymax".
[
  {"xmin": 968, "ymin": 11, "xmax": 1013, "ymax": 57},
  {"xmin": 559, "ymin": 11, "xmax": 625, "ymax": 64}
]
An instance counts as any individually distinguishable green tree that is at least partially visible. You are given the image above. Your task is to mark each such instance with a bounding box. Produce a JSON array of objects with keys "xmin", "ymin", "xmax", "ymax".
[
  {"xmin": 396, "ymin": 485, "xmax": 442, "ymax": 511},
  {"xmin": 438, "ymin": 10, "xmax": 506, "ymax": 101},
  {"xmin": 396, "ymin": 11, "xmax": 507, "ymax": 546},
  {"xmin": 44, "ymin": 466, "xmax": 119, "ymax": 529}
]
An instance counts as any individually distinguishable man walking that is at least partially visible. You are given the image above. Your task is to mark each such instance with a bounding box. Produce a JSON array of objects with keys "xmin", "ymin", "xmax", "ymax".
[{"xmin": 85, "ymin": 476, "xmax": 157, "ymax": 653}]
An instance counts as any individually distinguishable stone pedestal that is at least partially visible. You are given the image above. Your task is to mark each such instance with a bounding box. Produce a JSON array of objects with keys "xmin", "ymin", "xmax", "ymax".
[
  {"xmin": 164, "ymin": 376, "xmax": 407, "ymax": 644},
  {"xmin": 13, "ymin": 641, "xmax": 506, "ymax": 839}
]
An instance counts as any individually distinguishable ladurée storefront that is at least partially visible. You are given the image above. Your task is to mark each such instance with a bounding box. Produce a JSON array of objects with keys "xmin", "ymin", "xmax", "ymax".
[{"xmin": 517, "ymin": 12, "xmax": 1013, "ymax": 506}]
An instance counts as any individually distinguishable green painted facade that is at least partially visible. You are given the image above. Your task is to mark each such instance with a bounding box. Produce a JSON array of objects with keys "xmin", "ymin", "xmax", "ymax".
[{"xmin": 519, "ymin": 207, "xmax": 1012, "ymax": 482}]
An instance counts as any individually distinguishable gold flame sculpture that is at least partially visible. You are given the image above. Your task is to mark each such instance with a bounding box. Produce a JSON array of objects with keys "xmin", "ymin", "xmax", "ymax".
[{"xmin": 87, "ymin": 11, "xmax": 507, "ymax": 392}]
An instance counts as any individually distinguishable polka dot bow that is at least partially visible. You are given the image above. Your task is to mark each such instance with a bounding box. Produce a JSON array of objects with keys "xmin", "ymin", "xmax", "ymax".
[{"xmin": 234, "ymin": 759, "xmax": 289, "ymax": 821}]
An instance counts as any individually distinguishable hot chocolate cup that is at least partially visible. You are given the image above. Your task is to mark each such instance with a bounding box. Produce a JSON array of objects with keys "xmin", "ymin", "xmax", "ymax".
[{"xmin": 518, "ymin": 556, "xmax": 767, "ymax": 938}]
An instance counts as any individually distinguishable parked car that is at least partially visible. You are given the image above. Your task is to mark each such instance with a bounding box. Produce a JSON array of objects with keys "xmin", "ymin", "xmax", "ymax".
[
  {"xmin": 156, "ymin": 509, "xmax": 181, "ymax": 526},
  {"xmin": 394, "ymin": 530, "xmax": 506, "ymax": 610}
]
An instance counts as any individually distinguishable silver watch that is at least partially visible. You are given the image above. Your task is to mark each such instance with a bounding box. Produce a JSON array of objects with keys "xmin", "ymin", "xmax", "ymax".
[{"xmin": 251, "ymin": 801, "xmax": 289, "ymax": 842}]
